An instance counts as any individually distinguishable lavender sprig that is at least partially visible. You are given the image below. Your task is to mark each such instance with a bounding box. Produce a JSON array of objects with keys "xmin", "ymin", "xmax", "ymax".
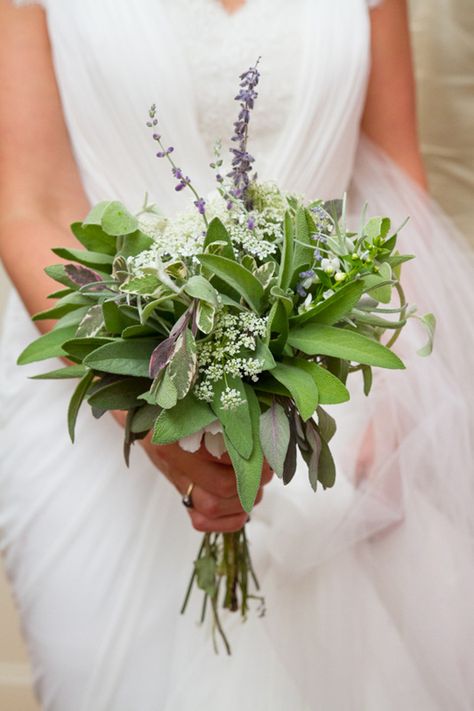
[
  {"xmin": 146, "ymin": 105, "xmax": 208, "ymax": 226},
  {"xmin": 227, "ymin": 59, "xmax": 261, "ymax": 209}
]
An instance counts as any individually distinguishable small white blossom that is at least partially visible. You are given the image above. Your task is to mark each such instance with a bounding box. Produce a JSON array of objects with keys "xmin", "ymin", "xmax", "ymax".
[
  {"xmin": 321, "ymin": 257, "xmax": 340, "ymax": 275},
  {"xmin": 220, "ymin": 387, "xmax": 245, "ymax": 410}
]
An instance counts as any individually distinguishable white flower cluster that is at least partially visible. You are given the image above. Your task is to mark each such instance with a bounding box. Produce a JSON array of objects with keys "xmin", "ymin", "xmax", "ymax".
[
  {"xmin": 220, "ymin": 387, "xmax": 245, "ymax": 411},
  {"xmin": 194, "ymin": 312, "xmax": 268, "ymax": 408},
  {"xmin": 227, "ymin": 211, "xmax": 280, "ymax": 260}
]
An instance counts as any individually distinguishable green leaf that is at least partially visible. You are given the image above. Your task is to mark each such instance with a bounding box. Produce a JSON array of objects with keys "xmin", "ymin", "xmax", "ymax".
[
  {"xmin": 363, "ymin": 265, "xmax": 392, "ymax": 304},
  {"xmin": 31, "ymin": 364, "xmax": 88, "ymax": 380},
  {"xmin": 278, "ymin": 211, "xmax": 294, "ymax": 291},
  {"xmin": 287, "ymin": 323, "xmax": 405, "ymax": 369},
  {"xmin": 294, "ymin": 359, "xmax": 350, "ymax": 404},
  {"xmin": 44, "ymin": 264, "xmax": 78, "ymax": 289},
  {"xmin": 292, "ymin": 206, "xmax": 314, "ymax": 278},
  {"xmin": 203, "ymin": 217, "xmax": 235, "ymax": 260},
  {"xmin": 196, "ymin": 302, "xmax": 216, "ymax": 334},
  {"xmin": 212, "ymin": 377, "xmax": 253, "ymax": 459},
  {"xmin": 102, "ymin": 301, "xmax": 139, "ymax": 334},
  {"xmin": 17, "ymin": 325, "xmax": 78, "ymax": 365},
  {"xmin": 120, "ymin": 274, "xmax": 161, "ymax": 296},
  {"xmin": 116, "ymin": 230, "xmax": 155, "ymax": 259},
  {"xmin": 254, "ymin": 261, "xmax": 275, "ymax": 288},
  {"xmin": 364, "ymin": 217, "xmax": 391, "ymax": 242},
  {"xmin": 184, "ymin": 275, "xmax": 220, "ymax": 306},
  {"xmin": 154, "ymin": 368, "xmax": 178, "ymax": 409},
  {"xmin": 70, "ymin": 222, "xmax": 117, "ymax": 255},
  {"xmin": 291, "ymin": 281, "xmax": 365, "ymax": 326},
  {"xmin": 63, "ymin": 337, "xmax": 113, "ymax": 361},
  {"xmin": 362, "ymin": 365, "xmax": 373, "ymax": 396},
  {"xmin": 83, "ymin": 338, "xmax": 158, "ymax": 377},
  {"xmin": 55, "ymin": 306, "xmax": 91, "ymax": 330},
  {"xmin": 318, "ymin": 437, "xmax": 336, "ymax": 488},
  {"xmin": 67, "ymin": 370, "xmax": 94, "ymax": 443},
  {"xmin": 267, "ymin": 299, "xmax": 289, "ymax": 356},
  {"xmin": 253, "ymin": 340, "xmax": 276, "ymax": 371},
  {"xmin": 76, "ymin": 304, "xmax": 105, "ymax": 338},
  {"xmin": 416, "ymin": 313, "xmax": 436, "ymax": 357},
  {"xmin": 317, "ymin": 406, "xmax": 337, "ymax": 443},
  {"xmin": 152, "ymin": 392, "xmax": 215, "ymax": 445},
  {"xmin": 168, "ymin": 330, "xmax": 197, "ymax": 400},
  {"xmin": 84, "ymin": 200, "xmax": 138, "ymax": 236},
  {"xmin": 197, "ymin": 254, "xmax": 264, "ymax": 312},
  {"xmin": 270, "ymin": 362, "xmax": 319, "ymax": 421},
  {"xmin": 195, "ymin": 556, "xmax": 217, "ymax": 597},
  {"xmin": 88, "ymin": 377, "xmax": 152, "ymax": 411},
  {"xmin": 52, "ymin": 247, "xmax": 114, "ymax": 272},
  {"xmin": 224, "ymin": 386, "xmax": 263, "ymax": 513},
  {"xmin": 259, "ymin": 401, "xmax": 290, "ymax": 478},
  {"xmin": 130, "ymin": 404, "xmax": 161, "ymax": 434},
  {"xmin": 32, "ymin": 293, "xmax": 92, "ymax": 321}
]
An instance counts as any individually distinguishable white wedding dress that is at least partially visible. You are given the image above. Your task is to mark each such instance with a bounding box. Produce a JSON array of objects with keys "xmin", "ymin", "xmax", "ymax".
[{"xmin": 2, "ymin": 1, "xmax": 474, "ymax": 710}]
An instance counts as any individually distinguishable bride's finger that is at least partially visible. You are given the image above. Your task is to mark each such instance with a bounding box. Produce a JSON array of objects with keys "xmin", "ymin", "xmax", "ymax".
[
  {"xmin": 189, "ymin": 485, "xmax": 264, "ymax": 518},
  {"xmin": 188, "ymin": 509, "xmax": 249, "ymax": 534}
]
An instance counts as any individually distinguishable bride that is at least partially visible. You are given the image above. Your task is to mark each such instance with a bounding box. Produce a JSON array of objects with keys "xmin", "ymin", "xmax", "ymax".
[{"xmin": 1, "ymin": 0, "xmax": 473, "ymax": 709}]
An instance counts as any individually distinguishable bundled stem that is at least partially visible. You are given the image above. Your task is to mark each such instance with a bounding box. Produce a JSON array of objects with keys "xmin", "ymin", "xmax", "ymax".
[{"xmin": 181, "ymin": 526, "xmax": 264, "ymax": 655}]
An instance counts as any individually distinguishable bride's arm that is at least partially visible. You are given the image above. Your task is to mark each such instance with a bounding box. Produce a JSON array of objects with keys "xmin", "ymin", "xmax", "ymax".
[
  {"xmin": 0, "ymin": 2, "xmax": 271, "ymax": 533},
  {"xmin": 363, "ymin": 0, "xmax": 428, "ymax": 190}
]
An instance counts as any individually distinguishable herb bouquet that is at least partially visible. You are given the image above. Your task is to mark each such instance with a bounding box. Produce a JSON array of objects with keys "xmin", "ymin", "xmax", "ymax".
[{"xmin": 18, "ymin": 62, "xmax": 434, "ymax": 653}]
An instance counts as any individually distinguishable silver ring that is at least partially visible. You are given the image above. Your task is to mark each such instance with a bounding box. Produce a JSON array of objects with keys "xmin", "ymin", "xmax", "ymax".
[{"xmin": 182, "ymin": 482, "xmax": 195, "ymax": 509}]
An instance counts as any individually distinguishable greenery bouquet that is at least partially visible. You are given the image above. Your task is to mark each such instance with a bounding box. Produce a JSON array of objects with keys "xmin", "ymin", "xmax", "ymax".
[{"xmin": 18, "ymin": 61, "xmax": 434, "ymax": 653}]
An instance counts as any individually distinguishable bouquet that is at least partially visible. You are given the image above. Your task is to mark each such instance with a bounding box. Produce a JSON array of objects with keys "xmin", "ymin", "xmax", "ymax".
[{"xmin": 18, "ymin": 60, "xmax": 434, "ymax": 653}]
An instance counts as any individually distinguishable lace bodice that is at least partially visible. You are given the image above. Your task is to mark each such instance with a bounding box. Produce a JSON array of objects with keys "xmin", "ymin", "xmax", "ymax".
[{"xmin": 166, "ymin": 0, "xmax": 305, "ymax": 158}]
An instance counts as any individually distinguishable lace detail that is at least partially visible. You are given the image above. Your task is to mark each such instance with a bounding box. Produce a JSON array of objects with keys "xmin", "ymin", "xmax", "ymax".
[{"xmin": 165, "ymin": 0, "xmax": 305, "ymax": 161}]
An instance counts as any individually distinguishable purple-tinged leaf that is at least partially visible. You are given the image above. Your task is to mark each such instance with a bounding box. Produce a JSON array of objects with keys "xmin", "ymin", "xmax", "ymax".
[
  {"xmin": 64, "ymin": 264, "xmax": 104, "ymax": 291},
  {"xmin": 259, "ymin": 400, "xmax": 290, "ymax": 478}
]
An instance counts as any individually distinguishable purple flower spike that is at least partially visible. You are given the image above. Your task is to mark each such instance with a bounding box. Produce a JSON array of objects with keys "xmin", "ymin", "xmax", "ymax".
[
  {"xmin": 247, "ymin": 217, "xmax": 255, "ymax": 230},
  {"xmin": 228, "ymin": 58, "xmax": 261, "ymax": 209},
  {"xmin": 194, "ymin": 198, "xmax": 206, "ymax": 215},
  {"xmin": 296, "ymin": 284, "xmax": 307, "ymax": 298}
]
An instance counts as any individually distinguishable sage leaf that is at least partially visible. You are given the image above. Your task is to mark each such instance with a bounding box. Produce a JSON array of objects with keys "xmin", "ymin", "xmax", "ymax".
[
  {"xmin": 317, "ymin": 406, "xmax": 337, "ymax": 443},
  {"xmin": 278, "ymin": 211, "xmax": 294, "ymax": 291},
  {"xmin": 212, "ymin": 377, "xmax": 253, "ymax": 459},
  {"xmin": 270, "ymin": 362, "xmax": 319, "ymax": 421},
  {"xmin": 70, "ymin": 222, "xmax": 117, "ymax": 255},
  {"xmin": 197, "ymin": 254, "xmax": 264, "ymax": 313},
  {"xmin": 152, "ymin": 392, "xmax": 215, "ymax": 445},
  {"xmin": 168, "ymin": 330, "xmax": 197, "ymax": 400},
  {"xmin": 184, "ymin": 275, "xmax": 219, "ymax": 306},
  {"xmin": 76, "ymin": 304, "xmax": 105, "ymax": 338},
  {"xmin": 31, "ymin": 364, "xmax": 88, "ymax": 380},
  {"xmin": 318, "ymin": 437, "xmax": 336, "ymax": 488},
  {"xmin": 88, "ymin": 377, "xmax": 152, "ymax": 411},
  {"xmin": 203, "ymin": 217, "xmax": 235, "ymax": 260},
  {"xmin": 67, "ymin": 370, "xmax": 94, "ymax": 443},
  {"xmin": 293, "ymin": 359, "xmax": 350, "ymax": 404},
  {"xmin": 130, "ymin": 404, "xmax": 161, "ymax": 434},
  {"xmin": 291, "ymin": 281, "xmax": 365, "ymax": 326},
  {"xmin": 416, "ymin": 313, "xmax": 436, "ymax": 357},
  {"xmin": 83, "ymin": 338, "xmax": 158, "ymax": 377},
  {"xmin": 195, "ymin": 556, "xmax": 217, "ymax": 597},
  {"xmin": 52, "ymin": 247, "xmax": 113, "ymax": 272},
  {"xmin": 63, "ymin": 337, "xmax": 113, "ymax": 361},
  {"xmin": 259, "ymin": 401, "xmax": 290, "ymax": 477},
  {"xmin": 282, "ymin": 417, "xmax": 297, "ymax": 485},
  {"xmin": 17, "ymin": 325, "xmax": 77, "ymax": 365},
  {"xmin": 224, "ymin": 386, "xmax": 263, "ymax": 512},
  {"xmin": 288, "ymin": 323, "xmax": 405, "ymax": 369}
]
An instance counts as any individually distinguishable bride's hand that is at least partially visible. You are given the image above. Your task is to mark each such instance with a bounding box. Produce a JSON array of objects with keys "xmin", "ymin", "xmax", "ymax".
[{"xmin": 140, "ymin": 433, "xmax": 273, "ymax": 533}]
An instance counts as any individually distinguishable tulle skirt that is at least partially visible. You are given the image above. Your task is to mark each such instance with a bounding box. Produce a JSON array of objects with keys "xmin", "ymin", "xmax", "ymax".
[{"xmin": 1, "ymin": 139, "xmax": 474, "ymax": 710}]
